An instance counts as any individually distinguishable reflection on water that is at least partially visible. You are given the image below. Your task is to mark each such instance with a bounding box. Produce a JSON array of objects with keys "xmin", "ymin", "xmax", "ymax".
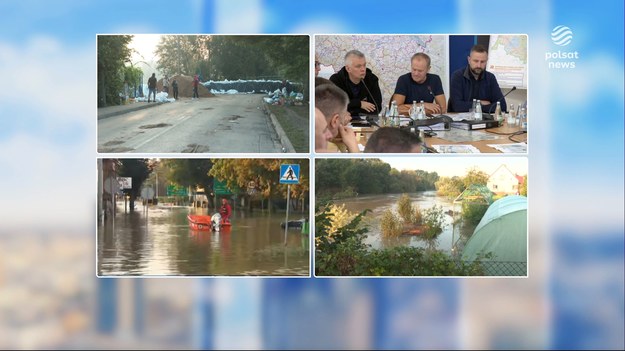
[
  {"xmin": 339, "ymin": 191, "xmax": 476, "ymax": 255},
  {"xmin": 97, "ymin": 203, "xmax": 309, "ymax": 276}
]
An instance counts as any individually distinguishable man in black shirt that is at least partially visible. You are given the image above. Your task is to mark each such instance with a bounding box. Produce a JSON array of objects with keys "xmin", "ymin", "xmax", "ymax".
[{"xmin": 329, "ymin": 50, "xmax": 382, "ymax": 116}]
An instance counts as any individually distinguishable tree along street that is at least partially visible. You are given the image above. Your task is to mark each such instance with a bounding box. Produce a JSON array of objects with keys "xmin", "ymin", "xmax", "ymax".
[{"xmin": 98, "ymin": 95, "xmax": 282, "ymax": 153}]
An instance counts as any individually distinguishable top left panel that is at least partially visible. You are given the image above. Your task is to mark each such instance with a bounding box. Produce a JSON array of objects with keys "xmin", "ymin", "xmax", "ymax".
[{"xmin": 97, "ymin": 34, "xmax": 310, "ymax": 154}]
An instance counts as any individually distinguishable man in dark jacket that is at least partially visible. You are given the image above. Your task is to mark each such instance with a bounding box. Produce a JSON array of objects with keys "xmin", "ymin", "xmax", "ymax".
[
  {"xmin": 449, "ymin": 44, "xmax": 507, "ymax": 113},
  {"xmin": 147, "ymin": 73, "xmax": 157, "ymax": 102},
  {"xmin": 330, "ymin": 50, "xmax": 382, "ymax": 116}
]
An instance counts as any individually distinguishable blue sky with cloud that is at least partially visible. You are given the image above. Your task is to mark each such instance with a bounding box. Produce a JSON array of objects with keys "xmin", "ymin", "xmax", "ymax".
[{"xmin": 0, "ymin": 0, "xmax": 622, "ymax": 349}]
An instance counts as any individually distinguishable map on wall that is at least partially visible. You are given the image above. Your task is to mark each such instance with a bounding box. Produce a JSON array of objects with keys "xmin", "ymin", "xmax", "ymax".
[
  {"xmin": 487, "ymin": 35, "xmax": 528, "ymax": 89},
  {"xmin": 316, "ymin": 35, "xmax": 449, "ymax": 108}
]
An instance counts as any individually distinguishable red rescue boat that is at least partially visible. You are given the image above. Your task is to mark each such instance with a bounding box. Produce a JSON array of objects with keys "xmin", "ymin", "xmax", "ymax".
[{"xmin": 187, "ymin": 214, "xmax": 231, "ymax": 231}]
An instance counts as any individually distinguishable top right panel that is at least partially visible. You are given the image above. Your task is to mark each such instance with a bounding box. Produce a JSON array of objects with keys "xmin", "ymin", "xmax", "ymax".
[{"xmin": 315, "ymin": 34, "xmax": 528, "ymax": 154}]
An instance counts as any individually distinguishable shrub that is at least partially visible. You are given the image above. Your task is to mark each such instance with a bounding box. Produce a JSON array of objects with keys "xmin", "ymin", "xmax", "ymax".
[
  {"xmin": 397, "ymin": 194, "xmax": 413, "ymax": 224},
  {"xmin": 462, "ymin": 202, "xmax": 489, "ymax": 226},
  {"xmin": 380, "ymin": 209, "xmax": 403, "ymax": 238},
  {"xmin": 413, "ymin": 203, "xmax": 423, "ymax": 225},
  {"xmin": 422, "ymin": 205, "xmax": 446, "ymax": 240}
]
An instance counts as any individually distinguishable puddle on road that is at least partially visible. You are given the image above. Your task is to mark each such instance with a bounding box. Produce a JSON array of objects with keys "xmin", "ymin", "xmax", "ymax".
[
  {"xmin": 103, "ymin": 140, "xmax": 125, "ymax": 146},
  {"xmin": 139, "ymin": 123, "xmax": 172, "ymax": 129},
  {"xmin": 182, "ymin": 144, "xmax": 209, "ymax": 153}
]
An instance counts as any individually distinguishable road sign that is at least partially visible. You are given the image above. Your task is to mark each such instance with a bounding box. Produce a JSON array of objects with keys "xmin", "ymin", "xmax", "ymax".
[
  {"xmin": 117, "ymin": 177, "xmax": 132, "ymax": 189},
  {"xmin": 166, "ymin": 185, "xmax": 188, "ymax": 196},
  {"xmin": 280, "ymin": 164, "xmax": 300, "ymax": 184},
  {"xmin": 141, "ymin": 187, "xmax": 155, "ymax": 200},
  {"xmin": 213, "ymin": 179, "xmax": 233, "ymax": 195}
]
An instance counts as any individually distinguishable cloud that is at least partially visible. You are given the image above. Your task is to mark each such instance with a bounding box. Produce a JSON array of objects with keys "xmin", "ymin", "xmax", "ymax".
[
  {"xmin": 0, "ymin": 37, "xmax": 94, "ymax": 126},
  {"xmin": 0, "ymin": 133, "xmax": 93, "ymax": 232},
  {"xmin": 0, "ymin": 37, "xmax": 96, "ymax": 232},
  {"xmin": 551, "ymin": 53, "xmax": 624, "ymax": 106},
  {"xmin": 215, "ymin": 0, "xmax": 262, "ymax": 33},
  {"xmin": 291, "ymin": 17, "xmax": 352, "ymax": 34}
]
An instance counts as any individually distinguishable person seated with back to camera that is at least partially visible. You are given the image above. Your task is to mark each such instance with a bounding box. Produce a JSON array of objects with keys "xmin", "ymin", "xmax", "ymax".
[
  {"xmin": 364, "ymin": 127, "xmax": 424, "ymax": 153},
  {"xmin": 315, "ymin": 83, "xmax": 360, "ymax": 153},
  {"xmin": 315, "ymin": 83, "xmax": 359, "ymax": 152},
  {"xmin": 315, "ymin": 108, "xmax": 334, "ymax": 153},
  {"xmin": 391, "ymin": 52, "xmax": 447, "ymax": 116}
]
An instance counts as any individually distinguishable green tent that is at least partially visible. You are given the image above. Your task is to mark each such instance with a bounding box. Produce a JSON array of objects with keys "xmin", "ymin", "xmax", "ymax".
[{"xmin": 461, "ymin": 195, "xmax": 527, "ymax": 276}]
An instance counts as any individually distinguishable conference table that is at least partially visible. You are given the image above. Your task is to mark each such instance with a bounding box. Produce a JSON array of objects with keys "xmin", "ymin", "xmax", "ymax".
[{"xmin": 327, "ymin": 113, "xmax": 527, "ymax": 154}]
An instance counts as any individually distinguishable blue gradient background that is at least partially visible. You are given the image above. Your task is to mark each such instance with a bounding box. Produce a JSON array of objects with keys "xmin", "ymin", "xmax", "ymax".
[{"xmin": 0, "ymin": 0, "xmax": 622, "ymax": 349}]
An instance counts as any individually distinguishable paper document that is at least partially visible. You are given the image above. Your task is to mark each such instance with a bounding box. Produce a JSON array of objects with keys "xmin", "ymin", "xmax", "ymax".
[
  {"xmin": 487, "ymin": 143, "xmax": 527, "ymax": 153},
  {"xmin": 432, "ymin": 144, "xmax": 481, "ymax": 153}
]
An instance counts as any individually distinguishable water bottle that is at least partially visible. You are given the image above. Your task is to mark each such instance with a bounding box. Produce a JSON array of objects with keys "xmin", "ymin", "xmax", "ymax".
[
  {"xmin": 507, "ymin": 103, "xmax": 516, "ymax": 126},
  {"xmin": 390, "ymin": 100, "xmax": 398, "ymax": 127},
  {"xmin": 474, "ymin": 100, "xmax": 482, "ymax": 120},
  {"xmin": 419, "ymin": 100, "xmax": 425, "ymax": 120},
  {"xmin": 495, "ymin": 101, "xmax": 503, "ymax": 126},
  {"xmin": 379, "ymin": 106, "xmax": 387, "ymax": 126},
  {"xmin": 470, "ymin": 99, "xmax": 476, "ymax": 114},
  {"xmin": 520, "ymin": 107, "xmax": 527, "ymax": 131},
  {"xmin": 410, "ymin": 101, "xmax": 418, "ymax": 120}
]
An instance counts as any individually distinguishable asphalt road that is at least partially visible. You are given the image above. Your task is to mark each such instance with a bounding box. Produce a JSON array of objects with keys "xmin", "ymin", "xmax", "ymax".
[{"xmin": 98, "ymin": 95, "xmax": 282, "ymax": 153}]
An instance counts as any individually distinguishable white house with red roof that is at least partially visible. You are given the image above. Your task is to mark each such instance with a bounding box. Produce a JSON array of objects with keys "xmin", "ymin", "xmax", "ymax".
[{"xmin": 487, "ymin": 165, "xmax": 525, "ymax": 195}]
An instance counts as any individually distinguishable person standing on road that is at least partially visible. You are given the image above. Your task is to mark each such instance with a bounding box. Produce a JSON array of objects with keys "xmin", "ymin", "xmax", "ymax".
[
  {"xmin": 162, "ymin": 75, "xmax": 170, "ymax": 94},
  {"xmin": 192, "ymin": 74, "xmax": 200, "ymax": 99},
  {"xmin": 172, "ymin": 79, "xmax": 179, "ymax": 100},
  {"xmin": 147, "ymin": 73, "xmax": 157, "ymax": 102}
]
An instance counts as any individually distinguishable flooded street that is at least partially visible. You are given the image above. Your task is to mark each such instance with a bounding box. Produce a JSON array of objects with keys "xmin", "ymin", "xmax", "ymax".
[
  {"xmin": 339, "ymin": 191, "xmax": 477, "ymax": 255},
  {"xmin": 98, "ymin": 202, "xmax": 309, "ymax": 276}
]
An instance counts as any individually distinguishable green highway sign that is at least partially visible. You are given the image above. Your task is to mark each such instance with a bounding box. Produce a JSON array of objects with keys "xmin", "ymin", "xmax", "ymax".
[
  {"xmin": 166, "ymin": 185, "xmax": 188, "ymax": 196},
  {"xmin": 213, "ymin": 179, "xmax": 233, "ymax": 195}
]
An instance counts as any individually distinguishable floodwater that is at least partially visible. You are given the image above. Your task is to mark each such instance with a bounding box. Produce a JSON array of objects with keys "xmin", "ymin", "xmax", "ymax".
[
  {"xmin": 97, "ymin": 202, "xmax": 309, "ymax": 276},
  {"xmin": 338, "ymin": 191, "xmax": 477, "ymax": 255}
]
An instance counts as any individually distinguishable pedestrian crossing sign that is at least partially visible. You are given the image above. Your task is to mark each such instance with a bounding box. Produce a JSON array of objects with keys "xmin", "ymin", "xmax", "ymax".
[{"xmin": 280, "ymin": 164, "xmax": 300, "ymax": 184}]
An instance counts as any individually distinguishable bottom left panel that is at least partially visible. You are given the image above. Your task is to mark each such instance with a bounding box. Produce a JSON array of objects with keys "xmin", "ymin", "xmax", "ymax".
[{"xmin": 96, "ymin": 158, "xmax": 310, "ymax": 277}]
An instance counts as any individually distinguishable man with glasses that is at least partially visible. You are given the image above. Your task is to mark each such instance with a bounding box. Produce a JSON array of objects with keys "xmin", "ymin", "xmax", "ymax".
[{"xmin": 329, "ymin": 50, "xmax": 382, "ymax": 116}]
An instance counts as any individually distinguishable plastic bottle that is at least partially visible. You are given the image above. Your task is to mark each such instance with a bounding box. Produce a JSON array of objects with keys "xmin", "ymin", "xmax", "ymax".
[
  {"xmin": 410, "ymin": 101, "xmax": 418, "ymax": 120},
  {"xmin": 474, "ymin": 100, "xmax": 482, "ymax": 120},
  {"xmin": 419, "ymin": 100, "xmax": 425, "ymax": 120},
  {"xmin": 495, "ymin": 101, "xmax": 503, "ymax": 126},
  {"xmin": 507, "ymin": 103, "xmax": 516, "ymax": 126},
  {"xmin": 520, "ymin": 107, "xmax": 527, "ymax": 131},
  {"xmin": 470, "ymin": 99, "xmax": 476, "ymax": 114},
  {"xmin": 390, "ymin": 100, "xmax": 398, "ymax": 127}
]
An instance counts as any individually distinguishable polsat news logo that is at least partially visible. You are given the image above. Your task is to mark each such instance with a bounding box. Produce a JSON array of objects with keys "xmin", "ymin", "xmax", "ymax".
[{"xmin": 546, "ymin": 25, "xmax": 578, "ymax": 69}]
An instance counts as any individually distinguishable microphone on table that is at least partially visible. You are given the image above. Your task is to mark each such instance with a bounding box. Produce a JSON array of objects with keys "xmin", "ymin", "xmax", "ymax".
[
  {"xmin": 488, "ymin": 86, "xmax": 517, "ymax": 114},
  {"xmin": 361, "ymin": 78, "xmax": 380, "ymax": 115}
]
